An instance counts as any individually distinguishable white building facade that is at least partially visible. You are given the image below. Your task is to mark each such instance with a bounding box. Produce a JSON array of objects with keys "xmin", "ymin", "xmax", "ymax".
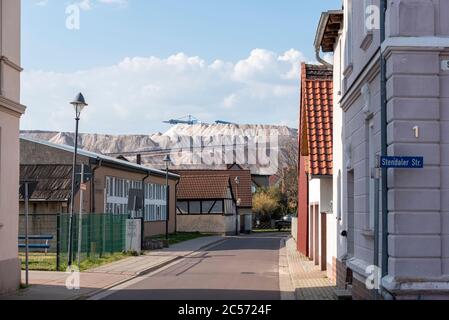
[
  {"xmin": 0, "ymin": 0, "xmax": 25, "ymax": 294},
  {"xmin": 321, "ymin": 0, "xmax": 449, "ymax": 299}
]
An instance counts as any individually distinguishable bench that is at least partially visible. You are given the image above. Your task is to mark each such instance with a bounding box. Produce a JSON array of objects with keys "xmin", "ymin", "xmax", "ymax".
[{"xmin": 18, "ymin": 235, "xmax": 54, "ymax": 253}]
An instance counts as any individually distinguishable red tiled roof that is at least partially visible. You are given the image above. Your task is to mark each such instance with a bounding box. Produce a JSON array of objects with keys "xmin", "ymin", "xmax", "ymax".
[
  {"xmin": 177, "ymin": 175, "xmax": 233, "ymax": 200},
  {"xmin": 176, "ymin": 170, "xmax": 252, "ymax": 208},
  {"xmin": 300, "ymin": 63, "xmax": 333, "ymax": 176}
]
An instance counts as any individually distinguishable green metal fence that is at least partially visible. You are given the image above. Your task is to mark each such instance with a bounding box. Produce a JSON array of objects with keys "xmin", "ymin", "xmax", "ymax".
[
  {"xmin": 19, "ymin": 213, "xmax": 128, "ymax": 271},
  {"xmin": 58, "ymin": 213, "xmax": 127, "ymax": 270}
]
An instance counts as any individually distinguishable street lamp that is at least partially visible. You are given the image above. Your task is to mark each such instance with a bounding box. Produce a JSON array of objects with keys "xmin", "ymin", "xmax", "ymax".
[
  {"xmin": 234, "ymin": 176, "xmax": 240, "ymax": 236},
  {"xmin": 163, "ymin": 154, "xmax": 171, "ymax": 242},
  {"xmin": 68, "ymin": 92, "xmax": 88, "ymax": 268}
]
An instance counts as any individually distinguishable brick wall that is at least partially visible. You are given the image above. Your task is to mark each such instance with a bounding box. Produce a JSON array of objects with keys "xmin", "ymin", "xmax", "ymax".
[
  {"xmin": 352, "ymin": 277, "xmax": 376, "ymax": 300},
  {"xmin": 336, "ymin": 258, "xmax": 348, "ymax": 289}
]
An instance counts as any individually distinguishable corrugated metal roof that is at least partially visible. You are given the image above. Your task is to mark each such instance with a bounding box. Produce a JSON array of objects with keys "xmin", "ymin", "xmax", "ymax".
[
  {"xmin": 20, "ymin": 136, "xmax": 180, "ymax": 179},
  {"xmin": 20, "ymin": 165, "xmax": 72, "ymax": 201}
]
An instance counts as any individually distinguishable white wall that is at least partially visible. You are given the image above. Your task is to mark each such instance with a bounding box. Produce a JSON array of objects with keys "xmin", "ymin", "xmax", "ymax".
[
  {"xmin": 0, "ymin": 0, "xmax": 24, "ymax": 294},
  {"xmin": 291, "ymin": 217, "xmax": 298, "ymax": 241}
]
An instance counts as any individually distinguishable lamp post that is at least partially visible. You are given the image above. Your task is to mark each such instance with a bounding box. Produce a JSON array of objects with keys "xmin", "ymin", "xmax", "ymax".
[
  {"xmin": 68, "ymin": 93, "xmax": 88, "ymax": 268},
  {"xmin": 163, "ymin": 154, "xmax": 171, "ymax": 242},
  {"xmin": 234, "ymin": 176, "xmax": 240, "ymax": 236}
]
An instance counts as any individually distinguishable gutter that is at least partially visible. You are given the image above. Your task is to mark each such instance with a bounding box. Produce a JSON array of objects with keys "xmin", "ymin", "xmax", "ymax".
[
  {"xmin": 90, "ymin": 157, "xmax": 103, "ymax": 213},
  {"xmin": 141, "ymin": 171, "xmax": 151, "ymax": 247},
  {"xmin": 313, "ymin": 11, "xmax": 339, "ymax": 68},
  {"xmin": 175, "ymin": 179, "xmax": 180, "ymax": 234},
  {"xmin": 378, "ymin": 0, "xmax": 393, "ymax": 300}
]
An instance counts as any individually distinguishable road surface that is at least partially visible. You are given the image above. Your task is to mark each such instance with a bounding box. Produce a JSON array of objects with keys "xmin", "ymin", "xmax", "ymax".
[{"xmin": 102, "ymin": 233, "xmax": 287, "ymax": 300}]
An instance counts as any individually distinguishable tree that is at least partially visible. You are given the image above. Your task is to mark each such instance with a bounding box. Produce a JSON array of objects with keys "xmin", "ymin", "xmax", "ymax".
[
  {"xmin": 252, "ymin": 190, "xmax": 279, "ymax": 222},
  {"xmin": 252, "ymin": 186, "xmax": 290, "ymax": 221}
]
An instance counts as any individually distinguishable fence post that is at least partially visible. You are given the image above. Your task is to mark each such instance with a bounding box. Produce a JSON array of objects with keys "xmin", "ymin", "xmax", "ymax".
[
  {"xmin": 110, "ymin": 214, "xmax": 114, "ymax": 255},
  {"xmin": 56, "ymin": 214, "xmax": 61, "ymax": 271},
  {"xmin": 100, "ymin": 213, "xmax": 104, "ymax": 258},
  {"xmin": 87, "ymin": 213, "xmax": 92, "ymax": 258}
]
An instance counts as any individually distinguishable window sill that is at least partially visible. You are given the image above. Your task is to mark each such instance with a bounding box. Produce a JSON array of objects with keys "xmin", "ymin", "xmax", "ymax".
[
  {"xmin": 343, "ymin": 64, "xmax": 353, "ymax": 78},
  {"xmin": 361, "ymin": 229, "xmax": 375, "ymax": 239}
]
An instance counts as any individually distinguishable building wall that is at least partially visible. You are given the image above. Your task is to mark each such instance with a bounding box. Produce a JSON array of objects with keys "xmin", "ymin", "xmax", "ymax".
[
  {"xmin": 177, "ymin": 214, "xmax": 236, "ymax": 235},
  {"xmin": 291, "ymin": 217, "xmax": 298, "ymax": 241},
  {"xmin": 20, "ymin": 140, "xmax": 179, "ymax": 238},
  {"xmin": 336, "ymin": 0, "xmax": 449, "ymax": 299},
  {"xmin": 309, "ymin": 177, "xmax": 333, "ymax": 271},
  {"xmin": 297, "ymin": 153, "xmax": 309, "ymax": 255},
  {"xmin": 330, "ymin": 27, "xmax": 346, "ymax": 283},
  {"xmin": 0, "ymin": 0, "xmax": 24, "ymax": 294}
]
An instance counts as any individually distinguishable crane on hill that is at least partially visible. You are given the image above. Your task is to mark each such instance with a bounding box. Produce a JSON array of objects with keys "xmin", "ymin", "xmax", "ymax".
[
  {"xmin": 163, "ymin": 115, "xmax": 238, "ymax": 126},
  {"xmin": 163, "ymin": 115, "xmax": 200, "ymax": 125}
]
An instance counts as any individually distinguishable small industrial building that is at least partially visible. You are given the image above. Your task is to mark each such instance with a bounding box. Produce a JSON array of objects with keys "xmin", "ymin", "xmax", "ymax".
[{"xmin": 20, "ymin": 137, "xmax": 180, "ymax": 238}]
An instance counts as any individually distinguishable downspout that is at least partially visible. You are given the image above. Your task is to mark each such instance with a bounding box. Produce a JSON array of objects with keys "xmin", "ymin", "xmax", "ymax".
[
  {"xmin": 175, "ymin": 179, "xmax": 180, "ymax": 235},
  {"xmin": 380, "ymin": 0, "xmax": 390, "ymax": 293},
  {"xmin": 141, "ymin": 170, "xmax": 150, "ymax": 247},
  {"xmin": 315, "ymin": 47, "xmax": 333, "ymax": 68},
  {"xmin": 380, "ymin": 0, "xmax": 388, "ymax": 274},
  {"xmin": 90, "ymin": 157, "xmax": 102, "ymax": 213}
]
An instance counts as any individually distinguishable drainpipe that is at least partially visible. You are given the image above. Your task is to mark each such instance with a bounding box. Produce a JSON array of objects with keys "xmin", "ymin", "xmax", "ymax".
[
  {"xmin": 380, "ymin": 0, "xmax": 389, "ymax": 283},
  {"xmin": 315, "ymin": 47, "xmax": 333, "ymax": 68},
  {"xmin": 175, "ymin": 179, "xmax": 180, "ymax": 235},
  {"xmin": 141, "ymin": 171, "xmax": 150, "ymax": 248},
  {"xmin": 90, "ymin": 157, "xmax": 103, "ymax": 213}
]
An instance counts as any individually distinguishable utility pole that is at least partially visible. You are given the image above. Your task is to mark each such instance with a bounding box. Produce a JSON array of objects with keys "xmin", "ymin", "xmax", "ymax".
[{"xmin": 24, "ymin": 182, "xmax": 29, "ymax": 287}]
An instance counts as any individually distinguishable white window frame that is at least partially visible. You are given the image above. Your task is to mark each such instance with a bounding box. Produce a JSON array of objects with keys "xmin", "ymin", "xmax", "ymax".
[
  {"xmin": 143, "ymin": 183, "xmax": 168, "ymax": 222},
  {"xmin": 344, "ymin": 0, "xmax": 354, "ymax": 73},
  {"xmin": 368, "ymin": 119, "xmax": 375, "ymax": 231}
]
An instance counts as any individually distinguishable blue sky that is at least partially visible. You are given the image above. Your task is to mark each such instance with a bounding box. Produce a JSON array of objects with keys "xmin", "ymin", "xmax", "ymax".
[{"xmin": 21, "ymin": 0, "xmax": 341, "ymax": 134}]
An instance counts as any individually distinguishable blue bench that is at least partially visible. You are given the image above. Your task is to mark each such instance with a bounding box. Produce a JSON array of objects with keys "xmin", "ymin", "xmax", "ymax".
[{"xmin": 19, "ymin": 235, "xmax": 54, "ymax": 252}]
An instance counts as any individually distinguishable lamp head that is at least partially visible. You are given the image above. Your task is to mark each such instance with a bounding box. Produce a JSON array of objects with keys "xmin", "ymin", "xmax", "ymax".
[
  {"xmin": 163, "ymin": 154, "xmax": 171, "ymax": 169},
  {"xmin": 70, "ymin": 92, "xmax": 88, "ymax": 118}
]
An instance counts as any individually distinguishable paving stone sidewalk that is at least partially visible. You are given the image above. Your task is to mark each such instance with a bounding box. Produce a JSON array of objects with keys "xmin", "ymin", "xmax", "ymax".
[
  {"xmin": 0, "ymin": 236, "xmax": 225, "ymax": 300},
  {"xmin": 285, "ymin": 238, "xmax": 337, "ymax": 300}
]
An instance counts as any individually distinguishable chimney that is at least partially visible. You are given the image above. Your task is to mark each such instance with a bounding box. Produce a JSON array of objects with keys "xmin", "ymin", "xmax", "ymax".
[{"xmin": 136, "ymin": 154, "xmax": 142, "ymax": 165}]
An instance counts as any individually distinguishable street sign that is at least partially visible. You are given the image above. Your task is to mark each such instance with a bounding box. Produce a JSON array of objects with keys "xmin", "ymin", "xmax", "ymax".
[
  {"xmin": 80, "ymin": 183, "xmax": 87, "ymax": 191},
  {"xmin": 380, "ymin": 156, "xmax": 424, "ymax": 169}
]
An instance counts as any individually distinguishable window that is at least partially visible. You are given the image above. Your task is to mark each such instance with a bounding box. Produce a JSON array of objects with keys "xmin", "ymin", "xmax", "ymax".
[
  {"xmin": 368, "ymin": 119, "xmax": 376, "ymax": 230},
  {"xmin": 202, "ymin": 201, "xmax": 215, "ymax": 214},
  {"xmin": 210, "ymin": 201, "xmax": 223, "ymax": 214},
  {"xmin": 105, "ymin": 176, "xmax": 143, "ymax": 216},
  {"xmin": 344, "ymin": 0, "xmax": 353, "ymax": 72},
  {"xmin": 189, "ymin": 201, "xmax": 201, "ymax": 214},
  {"xmin": 177, "ymin": 202, "xmax": 188, "ymax": 214},
  {"xmin": 143, "ymin": 183, "xmax": 168, "ymax": 222}
]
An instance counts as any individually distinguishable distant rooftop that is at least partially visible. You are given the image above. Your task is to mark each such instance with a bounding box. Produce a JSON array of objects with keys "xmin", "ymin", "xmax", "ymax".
[{"xmin": 20, "ymin": 136, "xmax": 180, "ymax": 180}]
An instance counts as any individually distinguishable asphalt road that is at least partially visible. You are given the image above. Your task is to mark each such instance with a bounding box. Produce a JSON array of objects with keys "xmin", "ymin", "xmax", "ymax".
[{"xmin": 103, "ymin": 233, "xmax": 286, "ymax": 300}]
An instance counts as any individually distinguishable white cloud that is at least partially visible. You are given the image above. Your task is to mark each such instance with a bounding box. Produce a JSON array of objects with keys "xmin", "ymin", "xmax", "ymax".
[{"xmin": 21, "ymin": 49, "xmax": 306, "ymax": 134}]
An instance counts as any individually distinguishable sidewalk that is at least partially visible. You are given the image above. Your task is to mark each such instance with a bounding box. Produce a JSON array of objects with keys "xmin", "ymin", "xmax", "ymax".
[
  {"xmin": 0, "ymin": 235, "xmax": 225, "ymax": 300},
  {"xmin": 285, "ymin": 238, "xmax": 337, "ymax": 300}
]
